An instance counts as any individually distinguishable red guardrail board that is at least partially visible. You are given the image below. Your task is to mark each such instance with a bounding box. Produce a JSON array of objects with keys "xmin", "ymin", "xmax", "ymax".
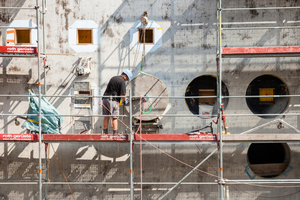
[
  {"xmin": 222, "ymin": 46, "xmax": 300, "ymax": 55},
  {"xmin": 0, "ymin": 134, "xmax": 219, "ymax": 142},
  {"xmin": 43, "ymin": 134, "xmax": 129, "ymax": 142},
  {"xmin": 0, "ymin": 46, "xmax": 38, "ymax": 54},
  {"xmin": 134, "ymin": 134, "xmax": 218, "ymax": 141},
  {"xmin": 0, "ymin": 134, "xmax": 39, "ymax": 141}
]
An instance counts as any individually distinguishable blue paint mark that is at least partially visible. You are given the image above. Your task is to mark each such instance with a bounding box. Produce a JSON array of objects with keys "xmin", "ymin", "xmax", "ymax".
[
  {"xmin": 245, "ymin": 165, "xmax": 256, "ymax": 180},
  {"xmin": 283, "ymin": 165, "xmax": 293, "ymax": 177}
]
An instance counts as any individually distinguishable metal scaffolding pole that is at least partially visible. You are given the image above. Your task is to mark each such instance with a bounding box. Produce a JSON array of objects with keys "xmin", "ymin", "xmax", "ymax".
[
  {"xmin": 35, "ymin": 0, "xmax": 42, "ymax": 199},
  {"xmin": 0, "ymin": 26, "xmax": 37, "ymax": 29},
  {"xmin": 158, "ymin": 147, "xmax": 219, "ymax": 200},
  {"xmin": 217, "ymin": 0, "xmax": 224, "ymax": 199},
  {"xmin": 42, "ymin": 0, "xmax": 47, "ymax": 94},
  {"xmin": 222, "ymin": 26, "xmax": 300, "ymax": 30},
  {"xmin": 222, "ymin": 6, "xmax": 300, "ymax": 11},
  {"xmin": 129, "ymin": 90, "xmax": 134, "ymax": 200},
  {"xmin": 0, "ymin": 7, "xmax": 36, "ymax": 9}
]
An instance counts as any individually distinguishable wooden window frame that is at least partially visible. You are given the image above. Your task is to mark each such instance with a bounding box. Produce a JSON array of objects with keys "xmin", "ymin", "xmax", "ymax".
[
  {"xmin": 198, "ymin": 89, "xmax": 215, "ymax": 105},
  {"xmin": 77, "ymin": 29, "xmax": 93, "ymax": 45},
  {"xmin": 15, "ymin": 28, "xmax": 31, "ymax": 44},
  {"xmin": 138, "ymin": 28, "xmax": 154, "ymax": 44}
]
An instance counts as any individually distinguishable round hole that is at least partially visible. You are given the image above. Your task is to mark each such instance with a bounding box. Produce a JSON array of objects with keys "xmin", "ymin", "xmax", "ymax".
[
  {"xmin": 246, "ymin": 74, "xmax": 289, "ymax": 118},
  {"xmin": 185, "ymin": 75, "xmax": 229, "ymax": 118},
  {"xmin": 247, "ymin": 143, "xmax": 290, "ymax": 178}
]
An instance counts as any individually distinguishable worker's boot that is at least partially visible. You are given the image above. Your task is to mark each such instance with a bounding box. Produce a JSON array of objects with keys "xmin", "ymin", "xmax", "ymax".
[
  {"xmin": 103, "ymin": 129, "xmax": 108, "ymax": 134},
  {"xmin": 113, "ymin": 130, "xmax": 118, "ymax": 135}
]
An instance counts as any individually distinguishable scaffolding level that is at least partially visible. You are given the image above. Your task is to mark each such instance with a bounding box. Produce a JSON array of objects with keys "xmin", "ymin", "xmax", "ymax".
[{"xmin": 1, "ymin": 1, "xmax": 300, "ymax": 200}]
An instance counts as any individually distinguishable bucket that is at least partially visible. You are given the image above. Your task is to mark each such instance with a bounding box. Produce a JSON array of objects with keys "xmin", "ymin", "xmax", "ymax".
[{"xmin": 199, "ymin": 105, "xmax": 214, "ymax": 118}]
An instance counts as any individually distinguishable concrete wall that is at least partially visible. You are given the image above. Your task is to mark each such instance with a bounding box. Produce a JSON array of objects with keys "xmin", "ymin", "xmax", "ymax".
[{"xmin": 0, "ymin": 0, "xmax": 300, "ymax": 199}]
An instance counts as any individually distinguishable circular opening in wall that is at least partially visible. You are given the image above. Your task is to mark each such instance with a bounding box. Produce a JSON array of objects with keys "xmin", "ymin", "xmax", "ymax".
[
  {"xmin": 185, "ymin": 75, "xmax": 229, "ymax": 118},
  {"xmin": 246, "ymin": 75, "xmax": 289, "ymax": 118},
  {"xmin": 247, "ymin": 143, "xmax": 290, "ymax": 178}
]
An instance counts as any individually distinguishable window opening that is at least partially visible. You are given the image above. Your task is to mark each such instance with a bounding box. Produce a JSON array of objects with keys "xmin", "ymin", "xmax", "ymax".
[
  {"xmin": 78, "ymin": 91, "xmax": 90, "ymax": 95},
  {"xmin": 259, "ymin": 88, "xmax": 275, "ymax": 104},
  {"xmin": 15, "ymin": 29, "xmax": 31, "ymax": 44},
  {"xmin": 246, "ymin": 75, "xmax": 289, "ymax": 118},
  {"xmin": 77, "ymin": 29, "xmax": 93, "ymax": 44},
  {"xmin": 247, "ymin": 143, "xmax": 290, "ymax": 178},
  {"xmin": 185, "ymin": 75, "xmax": 229, "ymax": 117},
  {"xmin": 138, "ymin": 28, "xmax": 154, "ymax": 44}
]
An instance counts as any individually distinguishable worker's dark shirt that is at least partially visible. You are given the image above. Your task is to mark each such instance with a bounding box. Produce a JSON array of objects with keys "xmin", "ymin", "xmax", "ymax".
[{"xmin": 103, "ymin": 76, "xmax": 126, "ymax": 102}]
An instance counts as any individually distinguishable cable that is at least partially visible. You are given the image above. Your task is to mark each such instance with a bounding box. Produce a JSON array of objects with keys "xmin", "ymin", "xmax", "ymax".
[
  {"xmin": 101, "ymin": 96, "xmax": 300, "ymax": 198},
  {"xmin": 50, "ymin": 143, "xmax": 75, "ymax": 200},
  {"xmin": 195, "ymin": 144, "xmax": 218, "ymax": 173}
]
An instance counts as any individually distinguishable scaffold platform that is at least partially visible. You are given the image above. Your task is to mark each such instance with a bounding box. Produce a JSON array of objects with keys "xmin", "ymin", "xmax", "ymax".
[
  {"xmin": 222, "ymin": 46, "xmax": 300, "ymax": 58},
  {"xmin": 0, "ymin": 134, "xmax": 299, "ymax": 142}
]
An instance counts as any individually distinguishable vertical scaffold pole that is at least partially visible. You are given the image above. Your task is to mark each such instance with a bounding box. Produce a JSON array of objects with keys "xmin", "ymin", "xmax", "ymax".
[
  {"xmin": 42, "ymin": 0, "xmax": 47, "ymax": 94},
  {"xmin": 36, "ymin": 0, "xmax": 42, "ymax": 199},
  {"xmin": 217, "ymin": 0, "xmax": 224, "ymax": 199},
  {"xmin": 129, "ymin": 90, "xmax": 134, "ymax": 200}
]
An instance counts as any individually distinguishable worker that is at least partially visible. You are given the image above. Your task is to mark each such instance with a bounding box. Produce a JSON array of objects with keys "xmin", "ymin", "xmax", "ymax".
[
  {"xmin": 102, "ymin": 70, "xmax": 132, "ymax": 134},
  {"xmin": 141, "ymin": 11, "xmax": 148, "ymax": 25}
]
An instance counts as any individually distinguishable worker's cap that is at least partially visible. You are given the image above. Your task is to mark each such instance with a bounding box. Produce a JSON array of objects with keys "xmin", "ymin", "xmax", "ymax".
[{"xmin": 123, "ymin": 70, "xmax": 132, "ymax": 80}]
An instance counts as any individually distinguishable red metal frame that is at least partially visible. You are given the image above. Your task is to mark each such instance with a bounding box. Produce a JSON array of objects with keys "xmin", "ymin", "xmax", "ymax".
[
  {"xmin": 0, "ymin": 134, "xmax": 39, "ymax": 141},
  {"xmin": 222, "ymin": 46, "xmax": 300, "ymax": 55},
  {"xmin": 43, "ymin": 134, "xmax": 129, "ymax": 142},
  {"xmin": 0, "ymin": 46, "xmax": 38, "ymax": 54},
  {"xmin": 134, "ymin": 134, "xmax": 218, "ymax": 141},
  {"xmin": 0, "ymin": 134, "xmax": 219, "ymax": 142}
]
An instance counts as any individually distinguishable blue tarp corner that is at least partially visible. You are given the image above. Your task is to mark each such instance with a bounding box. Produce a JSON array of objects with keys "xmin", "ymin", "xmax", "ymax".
[{"xmin": 21, "ymin": 91, "xmax": 63, "ymax": 134}]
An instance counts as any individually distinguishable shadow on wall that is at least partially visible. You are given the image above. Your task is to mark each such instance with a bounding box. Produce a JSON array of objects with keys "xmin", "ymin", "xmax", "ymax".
[
  {"xmin": 0, "ymin": 0, "xmax": 26, "ymax": 25},
  {"xmin": 0, "ymin": 58, "xmax": 33, "ymax": 134},
  {"xmin": 0, "ymin": 142, "xmax": 221, "ymax": 199}
]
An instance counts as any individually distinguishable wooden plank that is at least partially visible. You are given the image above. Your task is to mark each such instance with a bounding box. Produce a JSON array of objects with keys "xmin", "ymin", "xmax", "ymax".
[{"xmin": 249, "ymin": 163, "xmax": 288, "ymax": 177}]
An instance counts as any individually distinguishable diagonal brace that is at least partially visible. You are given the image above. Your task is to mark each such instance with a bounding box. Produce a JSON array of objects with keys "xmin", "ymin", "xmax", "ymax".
[
  {"xmin": 240, "ymin": 118, "xmax": 300, "ymax": 135},
  {"xmin": 159, "ymin": 147, "xmax": 219, "ymax": 200}
]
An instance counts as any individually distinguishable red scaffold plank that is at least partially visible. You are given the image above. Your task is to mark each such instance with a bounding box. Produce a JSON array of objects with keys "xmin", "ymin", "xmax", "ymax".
[
  {"xmin": 0, "ymin": 134, "xmax": 39, "ymax": 141},
  {"xmin": 42, "ymin": 134, "xmax": 129, "ymax": 142},
  {"xmin": 0, "ymin": 46, "xmax": 38, "ymax": 54},
  {"xmin": 134, "ymin": 134, "xmax": 218, "ymax": 141},
  {"xmin": 0, "ymin": 134, "xmax": 218, "ymax": 142},
  {"xmin": 222, "ymin": 46, "xmax": 300, "ymax": 55}
]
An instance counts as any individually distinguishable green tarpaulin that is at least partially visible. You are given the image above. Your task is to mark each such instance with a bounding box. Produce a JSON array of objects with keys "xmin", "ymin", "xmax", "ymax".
[{"xmin": 21, "ymin": 91, "xmax": 63, "ymax": 134}]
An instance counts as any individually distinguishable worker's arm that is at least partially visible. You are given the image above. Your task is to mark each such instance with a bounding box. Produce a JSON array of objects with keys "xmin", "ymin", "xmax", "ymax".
[{"xmin": 121, "ymin": 94, "xmax": 127, "ymax": 104}]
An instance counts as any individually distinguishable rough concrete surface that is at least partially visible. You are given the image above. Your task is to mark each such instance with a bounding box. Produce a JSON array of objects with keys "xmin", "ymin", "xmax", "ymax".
[{"xmin": 0, "ymin": 0, "xmax": 300, "ymax": 199}]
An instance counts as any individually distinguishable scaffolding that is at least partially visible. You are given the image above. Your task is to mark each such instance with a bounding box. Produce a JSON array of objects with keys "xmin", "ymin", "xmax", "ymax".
[
  {"xmin": 0, "ymin": 1, "xmax": 300, "ymax": 200},
  {"xmin": 216, "ymin": 1, "xmax": 300, "ymax": 200}
]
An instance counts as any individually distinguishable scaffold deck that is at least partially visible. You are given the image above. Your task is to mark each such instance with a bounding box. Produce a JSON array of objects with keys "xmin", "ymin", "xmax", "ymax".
[
  {"xmin": 0, "ymin": 134, "xmax": 299, "ymax": 142},
  {"xmin": 0, "ymin": 134, "xmax": 218, "ymax": 142},
  {"xmin": 222, "ymin": 46, "xmax": 300, "ymax": 58}
]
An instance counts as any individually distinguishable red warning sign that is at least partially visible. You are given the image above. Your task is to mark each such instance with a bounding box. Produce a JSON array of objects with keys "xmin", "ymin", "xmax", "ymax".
[{"xmin": 0, "ymin": 46, "xmax": 37, "ymax": 54}]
